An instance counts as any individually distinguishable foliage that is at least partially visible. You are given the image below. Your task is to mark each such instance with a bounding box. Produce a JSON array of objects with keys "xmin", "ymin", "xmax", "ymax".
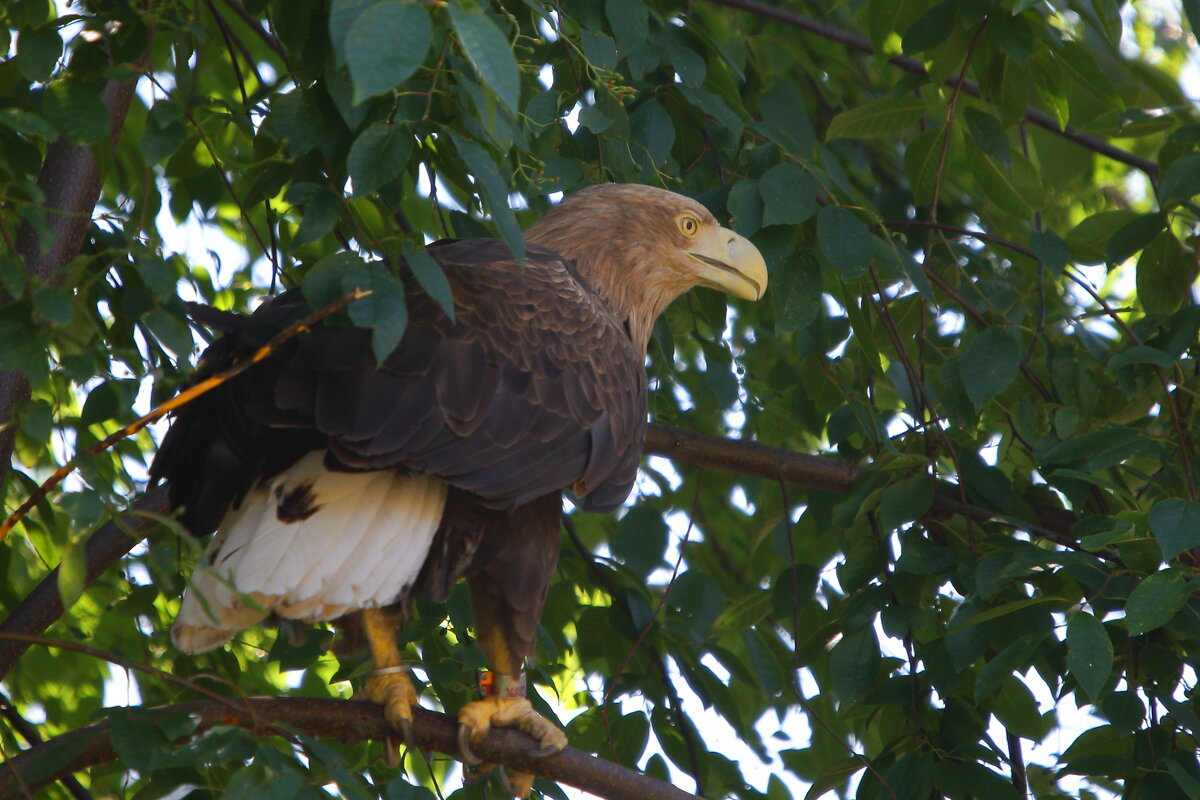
[{"xmin": 3, "ymin": 0, "xmax": 1200, "ymax": 798}]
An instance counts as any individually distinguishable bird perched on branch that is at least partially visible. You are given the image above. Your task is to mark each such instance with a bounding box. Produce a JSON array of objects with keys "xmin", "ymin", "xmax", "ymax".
[{"xmin": 150, "ymin": 183, "xmax": 766, "ymax": 795}]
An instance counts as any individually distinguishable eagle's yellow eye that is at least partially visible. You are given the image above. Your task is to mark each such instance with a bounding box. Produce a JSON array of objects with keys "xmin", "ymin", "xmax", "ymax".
[{"xmin": 677, "ymin": 215, "xmax": 700, "ymax": 237}]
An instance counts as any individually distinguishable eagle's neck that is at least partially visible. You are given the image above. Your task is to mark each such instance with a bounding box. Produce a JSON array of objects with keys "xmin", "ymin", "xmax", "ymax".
[{"xmin": 526, "ymin": 224, "xmax": 684, "ymax": 354}]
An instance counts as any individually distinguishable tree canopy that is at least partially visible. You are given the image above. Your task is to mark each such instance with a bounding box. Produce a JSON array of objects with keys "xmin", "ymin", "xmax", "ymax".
[{"xmin": 3, "ymin": 0, "xmax": 1200, "ymax": 798}]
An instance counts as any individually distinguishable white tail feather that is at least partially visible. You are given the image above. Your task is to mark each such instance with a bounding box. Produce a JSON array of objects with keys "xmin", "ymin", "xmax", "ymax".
[{"xmin": 172, "ymin": 451, "xmax": 447, "ymax": 654}]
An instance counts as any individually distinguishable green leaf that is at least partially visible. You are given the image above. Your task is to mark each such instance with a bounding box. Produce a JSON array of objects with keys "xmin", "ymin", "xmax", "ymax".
[
  {"xmin": 16, "ymin": 25, "xmax": 62, "ymax": 82},
  {"xmin": 770, "ymin": 251, "xmax": 821, "ymax": 334},
  {"xmin": 902, "ymin": 0, "xmax": 957, "ymax": 54},
  {"xmin": 141, "ymin": 101, "xmax": 187, "ymax": 165},
  {"xmin": 1160, "ymin": 153, "xmax": 1200, "ymax": 206},
  {"xmin": 1028, "ymin": 229, "xmax": 1068, "ymax": 274},
  {"xmin": 42, "ymin": 80, "xmax": 110, "ymax": 143},
  {"xmin": 630, "ymin": 100, "xmax": 675, "ymax": 170},
  {"xmin": 109, "ymin": 715, "xmax": 171, "ymax": 773},
  {"xmin": 143, "ymin": 308, "xmax": 195, "ymax": 358},
  {"xmin": 1067, "ymin": 210, "xmax": 1137, "ymax": 265},
  {"xmin": 1125, "ymin": 568, "xmax": 1190, "ymax": 635},
  {"xmin": 31, "ymin": 286, "xmax": 73, "ymax": 324},
  {"xmin": 1106, "ymin": 212, "xmax": 1166, "ymax": 266},
  {"xmin": 329, "ymin": 0, "xmax": 375, "ymax": 64},
  {"xmin": 904, "ymin": 128, "xmax": 943, "ymax": 206},
  {"xmin": 268, "ymin": 89, "xmax": 320, "ymax": 156},
  {"xmin": 1137, "ymin": 231, "xmax": 1193, "ymax": 315},
  {"xmin": 348, "ymin": 122, "xmax": 412, "ymax": 196},
  {"xmin": 1149, "ymin": 499, "xmax": 1200, "ymax": 562},
  {"xmin": 611, "ymin": 505, "xmax": 667, "ymax": 579},
  {"xmin": 992, "ymin": 677, "xmax": 1044, "ymax": 739},
  {"xmin": 965, "ymin": 107, "xmax": 1011, "ymax": 167},
  {"xmin": 0, "ymin": 107, "xmax": 57, "ymax": 140},
  {"xmin": 57, "ymin": 538, "xmax": 87, "ymax": 611},
  {"xmin": 20, "ymin": 731, "xmax": 99, "ymax": 784},
  {"xmin": 304, "ymin": 252, "xmax": 366, "ymax": 311},
  {"xmin": 404, "ymin": 242, "xmax": 455, "ymax": 321},
  {"xmin": 451, "ymin": 134, "xmax": 524, "ymax": 263},
  {"xmin": 1066, "ymin": 611, "xmax": 1113, "ymax": 701},
  {"xmin": 830, "ymin": 628, "xmax": 880, "ymax": 702},
  {"xmin": 578, "ymin": 105, "xmax": 612, "ymax": 134},
  {"xmin": 759, "ymin": 163, "xmax": 817, "ymax": 227},
  {"xmin": 817, "ymin": 207, "xmax": 874, "ymax": 279},
  {"xmin": 0, "ymin": 254, "xmax": 25, "ymax": 297},
  {"xmin": 959, "ymin": 327, "xmax": 1019, "ymax": 408},
  {"xmin": 726, "ymin": 180, "xmax": 763, "ymax": 237},
  {"xmin": 292, "ymin": 187, "xmax": 341, "ymax": 246},
  {"xmin": 342, "ymin": 260, "xmax": 408, "ymax": 365},
  {"xmin": 448, "ymin": 2, "xmax": 521, "ymax": 113},
  {"xmin": 878, "ymin": 474, "xmax": 934, "ymax": 532},
  {"xmin": 826, "ymin": 95, "xmax": 926, "ymax": 141},
  {"xmin": 345, "ymin": 1, "xmax": 432, "ymax": 103},
  {"xmin": 966, "ymin": 147, "xmax": 1037, "ymax": 218}
]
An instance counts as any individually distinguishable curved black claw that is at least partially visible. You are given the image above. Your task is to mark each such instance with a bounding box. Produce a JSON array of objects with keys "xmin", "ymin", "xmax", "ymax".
[
  {"xmin": 527, "ymin": 742, "xmax": 562, "ymax": 758},
  {"xmin": 383, "ymin": 736, "xmax": 401, "ymax": 768},
  {"xmin": 397, "ymin": 717, "xmax": 415, "ymax": 751},
  {"xmin": 457, "ymin": 723, "xmax": 483, "ymax": 766}
]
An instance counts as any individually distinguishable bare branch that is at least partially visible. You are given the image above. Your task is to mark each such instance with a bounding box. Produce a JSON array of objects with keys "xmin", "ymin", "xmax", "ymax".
[{"xmin": 0, "ymin": 698, "xmax": 697, "ymax": 800}]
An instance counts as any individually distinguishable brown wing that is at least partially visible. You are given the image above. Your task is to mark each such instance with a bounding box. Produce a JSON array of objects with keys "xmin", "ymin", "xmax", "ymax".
[{"xmin": 150, "ymin": 239, "xmax": 646, "ymax": 537}]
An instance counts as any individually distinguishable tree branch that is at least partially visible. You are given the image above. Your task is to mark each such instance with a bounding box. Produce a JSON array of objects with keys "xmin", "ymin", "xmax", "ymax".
[
  {"xmin": 0, "ymin": 424, "xmax": 1086, "ymax": 681},
  {"xmin": 0, "ymin": 44, "xmax": 147, "ymax": 491},
  {"xmin": 0, "ymin": 698, "xmax": 696, "ymax": 800},
  {"xmin": 698, "ymin": 0, "xmax": 1159, "ymax": 179}
]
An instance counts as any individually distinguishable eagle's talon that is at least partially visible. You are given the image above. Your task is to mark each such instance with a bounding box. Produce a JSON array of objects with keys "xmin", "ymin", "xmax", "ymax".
[
  {"xmin": 527, "ymin": 742, "xmax": 562, "ymax": 758},
  {"xmin": 457, "ymin": 723, "xmax": 484, "ymax": 766}
]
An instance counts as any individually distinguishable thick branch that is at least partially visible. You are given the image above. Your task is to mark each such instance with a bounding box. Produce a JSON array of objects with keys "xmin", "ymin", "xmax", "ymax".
[
  {"xmin": 1, "ymin": 426, "xmax": 1084, "ymax": 682},
  {"xmin": 645, "ymin": 424, "xmax": 1079, "ymax": 542},
  {"xmin": 698, "ymin": 0, "xmax": 1159, "ymax": 179},
  {"xmin": 0, "ymin": 698, "xmax": 695, "ymax": 800},
  {"xmin": 0, "ymin": 63, "xmax": 145, "ymax": 489}
]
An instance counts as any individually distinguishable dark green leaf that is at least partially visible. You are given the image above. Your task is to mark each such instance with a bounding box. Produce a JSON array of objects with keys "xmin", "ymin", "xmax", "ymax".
[
  {"xmin": 878, "ymin": 474, "xmax": 934, "ymax": 532},
  {"xmin": 342, "ymin": 260, "xmax": 408, "ymax": 364},
  {"xmin": 452, "ymin": 134, "xmax": 524, "ymax": 263},
  {"xmin": 143, "ymin": 308, "xmax": 195, "ymax": 358},
  {"xmin": 1125, "ymin": 568, "xmax": 1190, "ymax": 635},
  {"xmin": 1137, "ymin": 230, "xmax": 1193, "ymax": 315},
  {"xmin": 578, "ymin": 105, "xmax": 613, "ymax": 134},
  {"xmin": 612, "ymin": 505, "xmax": 668, "ymax": 579},
  {"xmin": 292, "ymin": 187, "xmax": 341, "ymax": 247},
  {"xmin": 329, "ymin": 0, "xmax": 375, "ymax": 64},
  {"xmin": 726, "ymin": 180, "xmax": 763, "ymax": 237},
  {"xmin": 42, "ymin": 81, "xmax": 110, "ymax": 143},
  {"xmin": 1066, "ymin": 611, "xmax": 1113, "ymax": 701},
  {"xmin": 1149, "ymin": 499, "xmax": 1200, "ymax": 562},
  {"xmin": 1160, "ymin": 154, "xmax": 1200, "ymax": 206},
  {"xmin": 0, "ymin": 107, "xmax": 57, "ymax": 140},
  {"xmin": 965, "ymin": 107, "xmax": 1011, "ymax": 167},
  {"xmin": 770, "ymin": 251, "xmax": 821, "ymax": 333},
  {"xmin": 404, "ymin": 242, "xmax": 455, "ymax": 321},
  {"xmin": 818, "ymin": 207, "xmax": 874, "ymax": 279},
  {"xmin": 826, "ymin": 95, "xmax": 926, "ymax": 141},
  {"xmin": 759, "ymin": 163, "xmax": 817, "ymax": 227},
  {"xmin": 830, "ymin": 629, "xmax": 880, "ymax": 702},
  {"xmin": 304, "ymin": 252, "xmax": 366, "ymax": 311},
  {"xmin": 902, "ymin": 1, "xmax": 957, "ymax": 54},
  {"xmin": 346, "ymin": 1, "xmax": 432, "ymax": 103},
  {"xmin": 904, "ymin": 128, "xmax": 943, "ymax": 206},
  {"xmin": 960, "ymin": 327, "xmax": 1019, "ymax": 408},
  {"xmin": 16, "ymin": 25, "xmax": 61, "ymax": 82},
  {"xmin": 348, "ymin": 122, "xmax": 412, "ymax": 196},
  {"xmin": 1028, "ymin": 229, "xmax": 1068, "ymax": 274},
  {"xmin": 31, "ymin": 286, "xmax": 73, "ymax": 324},
  {"xmin": 1066, "ymin": 211, "xmax": 1137, "ymax": 265},
  {"xmin": 630, "ymin": 100, "xmax": 675, "ymax": 169},
  {"xmin": 1106, "ymin": 212, "xmax": 1166, "ymax": 266},
  {"xmin": 449, "ymin": 2, "xmax": 521, "ymax": 113}
]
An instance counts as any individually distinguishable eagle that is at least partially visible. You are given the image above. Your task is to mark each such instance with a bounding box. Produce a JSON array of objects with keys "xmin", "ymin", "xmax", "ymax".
[{"xmin": 150, "ymin": 183, "xmax": 766, "ymax": 794}]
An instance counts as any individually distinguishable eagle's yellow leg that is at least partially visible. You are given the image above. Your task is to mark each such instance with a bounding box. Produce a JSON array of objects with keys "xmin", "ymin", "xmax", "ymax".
[
  {"xmin": 457, "ymin": 629, "xmax": 567, "ymax": 797},
  {"xmin": 358, "ymin": 608, "xmax": 418, "ymax": 746}
]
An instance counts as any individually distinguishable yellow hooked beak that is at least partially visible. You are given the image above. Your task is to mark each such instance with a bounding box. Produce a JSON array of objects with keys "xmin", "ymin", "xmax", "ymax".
[{"xmin": 687, "ymin": 225, "xmax": 768, "ymax": 301}]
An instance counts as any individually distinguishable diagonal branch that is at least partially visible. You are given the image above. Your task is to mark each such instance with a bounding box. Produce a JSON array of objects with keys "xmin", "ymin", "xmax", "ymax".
[
  {"xmin": 0, "ymin": 698, "xmax": 696, "ymax": 800},
  {"xmin": 698, "ymin": 0, "xmax": 1159, "ymax": 179}
]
